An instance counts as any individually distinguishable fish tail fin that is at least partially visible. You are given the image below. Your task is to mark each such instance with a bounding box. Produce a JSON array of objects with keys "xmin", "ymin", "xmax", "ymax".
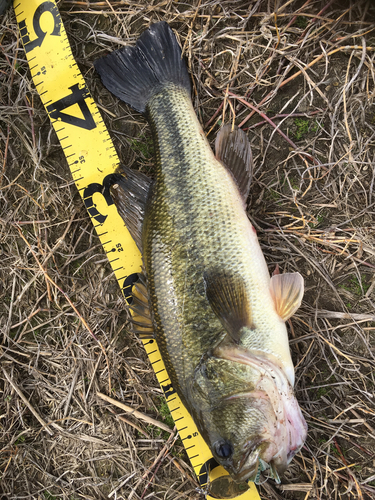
[{"xmin": 94, "ymin": 22, "xmax": 191, "ymax": 114}]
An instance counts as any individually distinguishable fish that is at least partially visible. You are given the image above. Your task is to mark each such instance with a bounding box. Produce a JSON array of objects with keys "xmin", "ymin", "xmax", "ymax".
[{"xmin": 94, "ymin": 21, "xmax": 307, "ymax": 485}]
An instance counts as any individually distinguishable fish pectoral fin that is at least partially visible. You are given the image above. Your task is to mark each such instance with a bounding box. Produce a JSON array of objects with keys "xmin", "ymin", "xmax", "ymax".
[
  {"xmin": 108, "ymin": 164, "xmax": 153, "ymax": 252},
  {"xmin": 270, "ymin": 272, "xmax": 304, "ymax": 321},
  {"xmin": 215, "ymin": 124, "xmax": 253, "ymax": 202},
  {"xmin": 203, "ymin": 269, "xmax": 253, "ymax": 343}
]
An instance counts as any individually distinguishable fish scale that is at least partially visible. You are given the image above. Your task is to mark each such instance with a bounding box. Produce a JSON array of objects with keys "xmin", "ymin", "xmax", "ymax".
[
  {"xmin": 146, "ymin": 89, "xmax": 237, "ymax": 349},
  {"xmin": 144, "ymin": 85, "xmax": 293, "ymax": 384}
]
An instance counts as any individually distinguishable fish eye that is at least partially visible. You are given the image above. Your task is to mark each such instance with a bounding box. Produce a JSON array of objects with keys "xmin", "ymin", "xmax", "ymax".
[{"xmin": 215, "ymin": 441, "xmax": 234, "ymax": 460}]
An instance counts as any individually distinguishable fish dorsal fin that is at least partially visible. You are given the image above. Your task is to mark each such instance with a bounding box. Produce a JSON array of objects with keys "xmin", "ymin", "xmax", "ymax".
[
  {"xmin": 215, "ymin": 124, "xmax": 253, "ymax": 202},
  {"xmin": 109, "ymin": 165, "xmax": 153, "ymax": 252},
  {"xmin": 129, "ymin": 273, "xmax": 154, "ymax": 339},
  {"xmin": 270, "ymin": 272, "xmax": 304, "ymax": 321},
  {"xmin": 203, "ymin": 269, "xmax": 254, "ymax": 343}
]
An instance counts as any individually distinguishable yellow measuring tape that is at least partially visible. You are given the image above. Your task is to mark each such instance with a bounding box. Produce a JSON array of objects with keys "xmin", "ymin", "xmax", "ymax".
[{"xmin": 14, "ymin": 1, "xmax": 260, "ymax": 498}]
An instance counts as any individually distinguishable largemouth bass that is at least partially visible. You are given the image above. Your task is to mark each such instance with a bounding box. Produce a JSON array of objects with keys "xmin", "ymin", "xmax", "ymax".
[{"xmin": 95, "ymin": 22, "xmax": 307, "ymax": 484}]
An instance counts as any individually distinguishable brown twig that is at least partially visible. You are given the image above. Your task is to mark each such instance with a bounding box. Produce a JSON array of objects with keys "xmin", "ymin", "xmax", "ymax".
[{"xmin": 97, "ymin": 392, "xmax": 173, "ymax": 434}]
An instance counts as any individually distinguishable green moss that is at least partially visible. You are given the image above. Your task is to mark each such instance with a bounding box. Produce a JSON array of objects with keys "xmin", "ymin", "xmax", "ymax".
[
  {"xmin": 146, "ymin": 396, "xmax": 175, "ymax": 440},
  {"xmin": 295, "ymin": 16, "xmax": 309, "ymax": 29},
  {"xmin": 311, "ymin": 121, "xmax": 319, "ymax": 133},
  {"xmin": 308, "ymin": 213, "xmax": 324, "ymax": 228},
  {"xmin": 266, "ymin": 188, "xmax": 280, "ymax": 201},
  {"xmin": 317, "ymin": 438, "xmax": 343, "ymax": 458},
  {"xmin": 130, "ymin": 134, "xmax": 154, "ymax": 160},
  {"xmin": 279, "ymin": 173, "xmax": 299, "ymax": 191},
  {"xmin": 332, "ymin": 443, "xmax": 347, "ymax": 458},
  {"xmin": 293, "ymin": 118, "xmax": 309, "ymax": 140},
  {"xmin": 293, "ymin": 118, "xmax": 319, "ymax": 140},
  {"xmin": 155, "ymin": 396, "xmax": 174, "ymax": 428},
  {"xmin": 289, "ymin": 176, "xmax": 299, "ymax": 190},
  {"xmin": 43, "ymin": 492, "xmax": 58, "ymax": 500},
  {"xmin": 171, "ymin": 446, "xmax": 185, "ymax": 458},
  {"xmin": 71, "ymin": 257, "xmax": 85, "ymax": 274},
  {"xmin": 339, "ymin": 276, "xmax": 370, "ymax": 297},
  {"xmin": 147, "ymin": 397, "xmax": 184, "ymax": 447},
  {"xmin": 316, "ymin": 387, "xmax": 329, "ymax": 398},
  {"xmin": 15, "ymin": 435, "xmax": 25, "ymax": 445}
]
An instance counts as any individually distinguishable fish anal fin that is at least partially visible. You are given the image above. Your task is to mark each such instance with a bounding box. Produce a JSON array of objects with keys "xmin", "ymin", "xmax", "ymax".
[
  {"xmin": 133, "ymin": 281, "xmax": 149, "ymax": 301},
  {"xmin": 204, "ymin": 269, "xmax": 253, "ymax": 343},
  {"xmin": 129, "ymin": 273, "xmax": 154, "ymax": 338},
  {"xmin": 215, "ymin": 124, "xmax": 253, "ymax": 202},
  {"xmin": 137, "ymin": 332, "xmax": 155, "ymax": 340},
  {"xmin": 270, "ymin": 272, "xmax": 304, "ymax": 321},
  {"xmin": 109, "ymin": 165, "xmax": 153, "ymax": 252}
]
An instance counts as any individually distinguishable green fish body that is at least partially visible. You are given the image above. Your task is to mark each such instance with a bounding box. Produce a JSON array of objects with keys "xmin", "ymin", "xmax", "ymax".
[{"xmin": 95, "ymin": 22, "xmax": 307, "ymax": 483}]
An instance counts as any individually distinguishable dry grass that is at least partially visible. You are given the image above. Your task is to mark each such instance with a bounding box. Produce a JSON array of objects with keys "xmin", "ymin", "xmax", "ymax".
[{"xmin": 1, "ymin": 0, "xmax": 375, "ymax": 499}]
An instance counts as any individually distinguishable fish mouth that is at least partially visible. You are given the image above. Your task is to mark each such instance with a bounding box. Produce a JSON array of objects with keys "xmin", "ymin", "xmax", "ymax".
[
  {"xmin": 224, "ymin": 435, "xmax": 267, "ymax": 484},
  {"xmin": 230, "ymin": 439, "xmax": 281, "ymax": 484},
  {"xmin": 231, "ymin": 462, "xmax": 259, "ymax": 483},
  {"xmin": 230, "ymin": 447, "xmax": 282, "ymax": 484}
]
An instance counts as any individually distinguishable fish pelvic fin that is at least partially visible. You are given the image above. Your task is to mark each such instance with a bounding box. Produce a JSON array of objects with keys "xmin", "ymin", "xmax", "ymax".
[
  {"xmin": 94, "ymin": 22, "xmax": 191, "ymax": 114},
  {"xmin": 270, "ymin": 272, "xmax": 304, "ymax": 321},
  {"xmin": 215, "ymin": 124, "xmax": 253, "ymax": 202},
  {"xmin": 203, "ymin": 269, "xmax": 254, "ymax": 343}
]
